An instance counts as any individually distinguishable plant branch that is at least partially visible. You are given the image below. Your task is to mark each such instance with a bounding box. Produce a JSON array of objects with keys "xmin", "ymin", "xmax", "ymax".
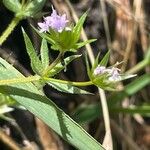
[
  {"xmin": 43, "ymin": 77, "xmax": 93, "ymax": 87},
  {"xmin": 0, "ymin": 76, "xmax": 40, "ymax": 85},
  {"xmin": 0, "ymin": 16, "xmax": 21, "ymax": 45}
]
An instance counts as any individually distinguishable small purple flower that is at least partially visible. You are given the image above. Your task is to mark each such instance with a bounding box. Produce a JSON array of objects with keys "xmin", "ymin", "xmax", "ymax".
[
  {"xmin": 94, "ymin": 66, "xmax": 106, "ymax": 75},
  {"xmin": 38, "ymin": 22, "xmax": 49, "ymax": 33},
  {"xmin": 94, "ymin": 66, "xmax": 121, "ymax": 81},
  {"xmin": 108, "ymin": 67, "xmax": 121, "ymax": 81},
  {"xmin": 38, "ymin": 6, "xmax": 69, "ymax": 33}
]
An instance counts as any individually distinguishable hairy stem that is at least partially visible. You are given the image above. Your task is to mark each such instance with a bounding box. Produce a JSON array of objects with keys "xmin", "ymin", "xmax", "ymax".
[
  {"xmin": 0, "ymin": 76, "xmax": 40, "ymax": 85},
  {"xmin": 43, "ymin": 77, "xmax": 93, "ymax": 87},
  {"xmin": 0, "ymin": 17, "xmax": 21, "ymax": 45}
]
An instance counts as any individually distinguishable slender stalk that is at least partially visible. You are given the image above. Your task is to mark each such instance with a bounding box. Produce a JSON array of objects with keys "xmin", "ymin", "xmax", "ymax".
[
  {"xmin": 43, "ymin": 52, "xmax": 63, "ymax": 77},
  {"xmin": 0, "ymin": 76, "xmax": 40, "ymax": 85},
  {"xmin": 0, "ymin": 129, "xmax": 20, "ymax": 150},
  {"xmin": 0, "ymin": 17, "xmax": 21, "ymax": 45},
  {"xmin": 99, "ymin": 0, "xmax": 111, "ymax": 49},
  {"xmin": 43, "ymin": 77, "xmax": 93, "ymax": 87}
]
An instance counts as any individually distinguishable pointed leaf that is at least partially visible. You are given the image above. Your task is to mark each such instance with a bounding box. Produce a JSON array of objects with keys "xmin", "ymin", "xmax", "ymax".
[
  {"xmin": 91, "ymin": 52, "xmax": 101, "ymax": 75},
  {"xmin": 22, "ymin": 28, "xmax": 44, "ymax": 75},
  {"xmin": 40, "ymin": 39, "xmax": 49, "ymax": 70},
  {"xmin": 85, "ymin": 53, "xmax": 91, "ymax": 78},
  {"xmin": 75, "ymin": 39, "xmax": 97, "ymax": 49},
  {"xmin": 47, "ymin": 80, "xmax": 92, "ymax": 94},
  {"xmin": 99, "ymin": 50, "xmax": 110, "ymax": 66},
  {"xmin": 73, "ymin": 12, "xmax": 88, "ymax": 43}
]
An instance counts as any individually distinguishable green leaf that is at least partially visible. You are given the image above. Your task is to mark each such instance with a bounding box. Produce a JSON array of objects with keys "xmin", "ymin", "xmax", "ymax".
[
  {"xmin": 73, "ymin": 12, "xmax": 88, "ymax": 43},
  {"xmin": 75, "ymin": 39, "xmax": 97, "ymax": 49},
  {"xmin": 47, "ymin": 80, "xmax": 92, "ymax": 94},
  {"xmin": 0, "ymin": 57, "xmax": 104, "ymax": 150},
  {"xmin": 90, "ymin": 52, "xmax": 101, "ymax": 76},
  {"xmin": 22, "ymin": 28, "xmax": 44, "ymax": 75},
  {"xmin": 40, "ymin": 39, "xmax": 49, "ymax": 70},
  {"xmin": 85, "ymin": 53, "xmax": 92, "ymax": 78},
  {"xmin": 99, "ymin": 50, "xmax": 110, "ymax": 66},
  {"xmin": 47, "ymin": 55, "xmax": 81, "ymax": 77},
  {"xmin": 3, "ymin": 0, "xmax": 21, "ymax": 13},
  {"xmin": 24, "ymin": 0, "xmax": 46, "ymax": 17}
]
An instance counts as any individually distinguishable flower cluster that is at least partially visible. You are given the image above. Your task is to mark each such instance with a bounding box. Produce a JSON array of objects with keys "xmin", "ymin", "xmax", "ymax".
[
  {"xmin": 94, "ymin": 66, "xmax": 121, "ymax": 81},
  {"xmin": 38, "ymin": 7, "xmax": 69, "ymax": 33}
]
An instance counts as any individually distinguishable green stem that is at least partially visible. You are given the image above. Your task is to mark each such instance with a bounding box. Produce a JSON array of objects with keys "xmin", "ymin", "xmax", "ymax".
[
  {"xmin": 126, "ymin": 59, "xmax": 148, "ymax": 74},
  {"xmin": 0, "ymin": 16, "xmax": 21, "ymax": 45},
  {"xmin": 43, "ymin": 52, "xmax": 63, "ymax": 77},
  {"xmin": 43, "ymin": 77, "xmax": 93, "ymax": 87},
  {"xmin": 0, "ymin": 76, "xmax": 40, "ymax": 85}
]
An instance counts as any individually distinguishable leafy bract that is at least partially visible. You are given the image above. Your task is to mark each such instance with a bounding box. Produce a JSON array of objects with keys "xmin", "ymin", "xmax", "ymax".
[
  {"xmin": 33, "ymin": 11, "xmax": 95, "ymax": 52},
  {"xmin": 0, "ymin": 57, "xmax": 104, "ymax": 150}
]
